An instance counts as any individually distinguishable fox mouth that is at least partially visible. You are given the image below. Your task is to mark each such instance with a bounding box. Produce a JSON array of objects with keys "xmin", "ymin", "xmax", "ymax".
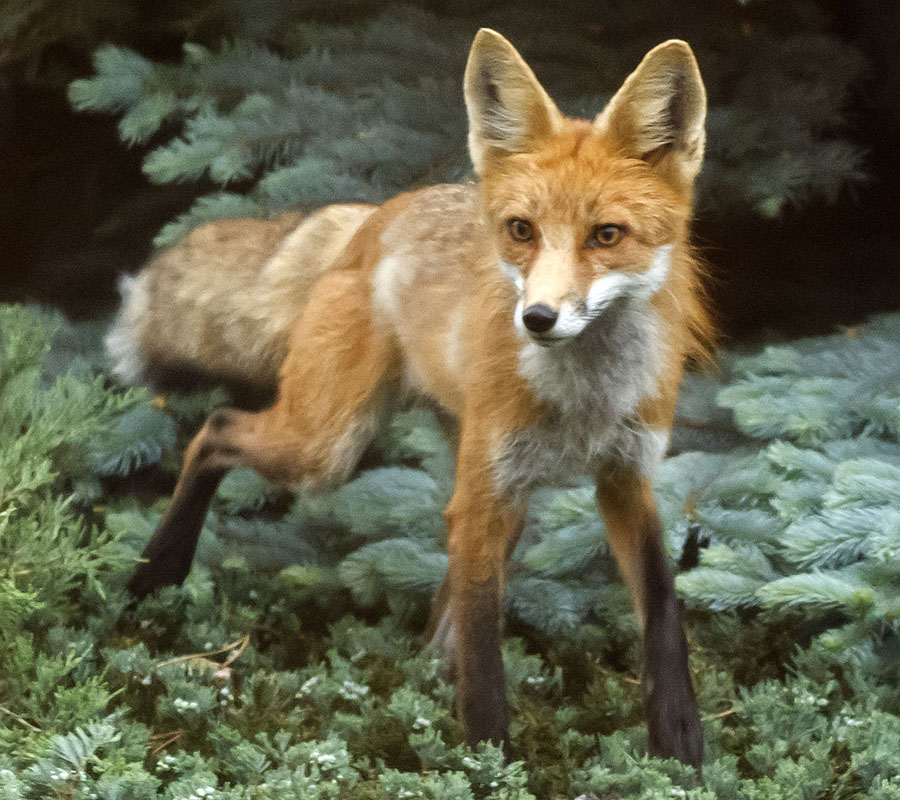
[{"xmin": 528, "ymin": 331, "xmax": 575, "ymax": 348}]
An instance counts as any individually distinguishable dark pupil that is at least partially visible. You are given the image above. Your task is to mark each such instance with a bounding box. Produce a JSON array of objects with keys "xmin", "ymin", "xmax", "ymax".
[
  {"xmin": 600, "ymin": 226, "xmax": 615, "ymax": 241},
  {"xmin": 514, "ymin": 221, "xmax": 529, "ymax": 238}
]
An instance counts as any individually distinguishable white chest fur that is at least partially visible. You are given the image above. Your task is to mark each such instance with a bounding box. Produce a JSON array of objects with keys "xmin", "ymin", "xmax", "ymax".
[{"xmin": 492, "ymin": 298, "xmax": 669, "ymax": 496}]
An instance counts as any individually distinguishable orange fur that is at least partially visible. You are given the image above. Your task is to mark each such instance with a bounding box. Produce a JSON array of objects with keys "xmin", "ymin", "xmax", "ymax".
[{"xmin": 121, "ymin": 30, "xmax": 712, "ymax": 768}]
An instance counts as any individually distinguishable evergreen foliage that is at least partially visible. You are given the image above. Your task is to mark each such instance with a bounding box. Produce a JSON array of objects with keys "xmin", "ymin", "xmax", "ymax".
[
  {"xmin": 2, "ymin": 301, "xmax": 900, "ymax": 796},
  {"xmin": 674, "ymin": 316, "xmax": 900, "ymax": 680},
  {"xmin": 69, "ymin": 1, "xmax": 868, "ymax": 245}
]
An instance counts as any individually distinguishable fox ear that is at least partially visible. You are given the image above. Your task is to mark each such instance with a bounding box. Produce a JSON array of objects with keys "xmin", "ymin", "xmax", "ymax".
[
  {"xmin": 464, "ymin": 28, "xmax": 563, "ymax": 174},
  {"xmin": 594, "ymin": 40, "xmax": 706, "ymax": 188}
]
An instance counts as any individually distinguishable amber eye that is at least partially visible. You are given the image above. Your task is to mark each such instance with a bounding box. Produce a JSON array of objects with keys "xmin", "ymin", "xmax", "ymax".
[
  {"xmin": 587, "ymin": 224, "xmax": 625, "ymax": 248},
  {"xmin": 507, "ymin": 218, "xmax": 534, "ymax": 243}
]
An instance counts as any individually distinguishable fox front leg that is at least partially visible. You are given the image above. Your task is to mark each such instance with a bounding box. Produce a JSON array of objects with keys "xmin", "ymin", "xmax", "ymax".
[
  {"xmin": 596, "ymin": 469, "xmax": 703, "ymax": 771},
  {"xmin": 442, "ymin": 436, "xmax": 525, "ymax": 753},
  {"xmin": 426, "ymin": 516, "xmax": 525, "ymax": 683}
]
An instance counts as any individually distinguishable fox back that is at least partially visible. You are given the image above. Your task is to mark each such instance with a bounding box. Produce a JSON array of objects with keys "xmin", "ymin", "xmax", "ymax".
[{"xmin": 107, "ymin": 203, "xmax": 375, "ymax": 396}]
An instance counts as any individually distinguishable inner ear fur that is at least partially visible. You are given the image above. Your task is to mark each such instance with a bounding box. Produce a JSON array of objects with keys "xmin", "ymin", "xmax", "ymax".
[
  {"xmin": 593, "ymin": 40, "xmax": 707, "ymax": 188},
  {"xmin": 464, "ymin": 28, "xmax": 563, "ymax": 175}
]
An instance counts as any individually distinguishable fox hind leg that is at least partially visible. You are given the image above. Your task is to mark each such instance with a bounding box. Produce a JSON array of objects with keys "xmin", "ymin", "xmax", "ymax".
[
  {"xmin": 127, "ymin": 407, "xmax": 242, "ymax": 598},
  {"xmin": 127, "ymin": 269, "xmax": 399, "ymax": 598}
]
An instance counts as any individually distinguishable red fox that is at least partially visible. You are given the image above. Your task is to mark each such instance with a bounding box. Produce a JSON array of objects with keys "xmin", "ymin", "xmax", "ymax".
[{"xmin": 110, "ymin": 29, "xmax": 712, "ymax": 768}]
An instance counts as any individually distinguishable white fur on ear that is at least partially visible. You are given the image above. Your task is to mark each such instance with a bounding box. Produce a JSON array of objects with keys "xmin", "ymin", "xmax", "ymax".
[
  {"xmin": 464, "ymin": 28, "xmax": 563, "ymax": 174},
  {"xmin": 593, "ymin": 40, "xmax": 707, "ymax": 186}
]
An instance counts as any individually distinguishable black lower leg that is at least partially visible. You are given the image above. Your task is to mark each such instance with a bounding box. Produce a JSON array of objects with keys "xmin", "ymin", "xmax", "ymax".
[
  {"xmin": 428, "ymin": 519, "xmax": 524, "ymax": 677},
  {"xmin": 641, "ymin": 517, "xmax": 703, "ymax": 771},
  {"xmin": 127, "ymin": 467, "xmax": 226, "ymax": 598},
  {"xmin": 453, "ymin": 577, "xmax": 511, "ymax": 755}
]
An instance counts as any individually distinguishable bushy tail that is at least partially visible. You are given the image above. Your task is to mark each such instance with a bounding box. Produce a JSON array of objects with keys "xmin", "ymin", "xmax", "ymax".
[{"xmin": 106, "ymin": 271, "xmax": 153, "ymax": 387}]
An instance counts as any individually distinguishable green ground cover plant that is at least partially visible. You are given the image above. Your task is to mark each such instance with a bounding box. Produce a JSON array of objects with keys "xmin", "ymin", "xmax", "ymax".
[{"xmin": 1, "ymin": 304, "xmax": 899, "ymax": 798}]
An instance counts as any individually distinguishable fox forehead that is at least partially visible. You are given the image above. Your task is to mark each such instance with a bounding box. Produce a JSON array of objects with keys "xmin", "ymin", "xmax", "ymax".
[{"xmin": 482, "ymin": 124, "xmax": 685, "ymax": 241}]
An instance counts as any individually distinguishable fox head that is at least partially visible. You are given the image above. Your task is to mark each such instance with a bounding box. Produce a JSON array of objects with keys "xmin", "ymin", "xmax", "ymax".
[{"xmin": 464, "ymin": 30, "xmax": 707, "ymax": 345}]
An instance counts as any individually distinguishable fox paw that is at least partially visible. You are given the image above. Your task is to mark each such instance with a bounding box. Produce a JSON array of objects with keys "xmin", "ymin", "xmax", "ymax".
[
  {"xmin": 126, "ymin": 557, "xmax": 189, "ymax": 599},
  {"xmin": 646, "ymin": 672, "xmax": 703, "ymax": 771}
]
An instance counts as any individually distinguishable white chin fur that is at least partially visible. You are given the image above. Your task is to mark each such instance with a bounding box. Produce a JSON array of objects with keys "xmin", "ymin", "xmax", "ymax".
[{"xmin": 529, "ymin": 334, "xmax": 569, "ymax": 348}]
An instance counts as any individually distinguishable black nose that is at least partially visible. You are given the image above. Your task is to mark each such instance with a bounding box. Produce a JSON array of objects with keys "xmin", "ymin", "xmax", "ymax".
[{"xmin": 521, "ymin": 303, "xmax": 558, "ymax": 334}]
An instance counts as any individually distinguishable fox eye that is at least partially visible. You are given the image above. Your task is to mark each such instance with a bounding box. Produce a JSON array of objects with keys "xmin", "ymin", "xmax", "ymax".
[
  {"xmin": 507, "ymin": 218, "xmax": 534, "ymax": 243},
  {"xmin": 587, "ymin": 224, "xmax": 625, "ymax": 248}
]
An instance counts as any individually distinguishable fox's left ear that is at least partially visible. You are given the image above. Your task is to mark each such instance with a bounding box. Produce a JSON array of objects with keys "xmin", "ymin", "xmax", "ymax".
[
  {"xmin": 594, "ymin": 40, "xmax": 707, "ymax": 188},
  {"xmin": 464, "ymin": 28, "xmax": 563, "ymax": 175}
]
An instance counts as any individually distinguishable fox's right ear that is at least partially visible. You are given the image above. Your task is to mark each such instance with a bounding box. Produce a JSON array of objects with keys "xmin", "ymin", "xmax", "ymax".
[{"xmin": 464, "ymin": 29, "xmax": 563, "ymax": 175}]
